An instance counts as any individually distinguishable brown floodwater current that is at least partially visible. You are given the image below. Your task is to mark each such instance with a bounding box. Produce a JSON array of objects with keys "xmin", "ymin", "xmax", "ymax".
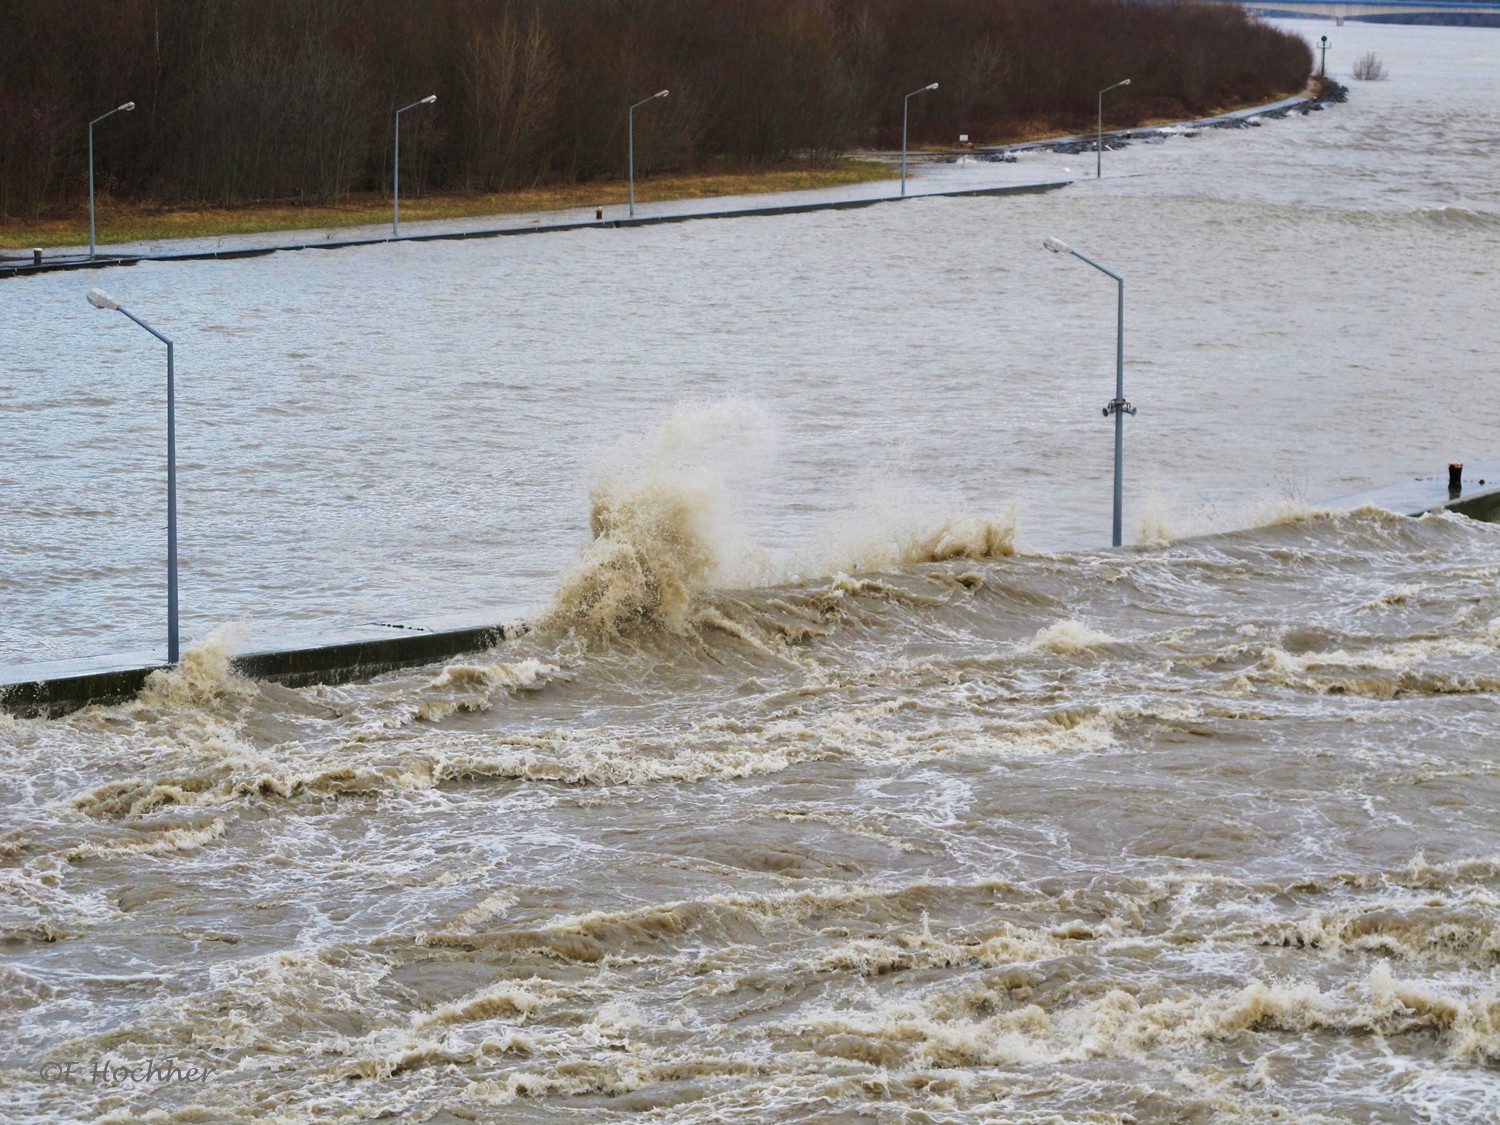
[{"xmin": 3, "ymin": 505, "xmax": 1499, "ymax": 1122}]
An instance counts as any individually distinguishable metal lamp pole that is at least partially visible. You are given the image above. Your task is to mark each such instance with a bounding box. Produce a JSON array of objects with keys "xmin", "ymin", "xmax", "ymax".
[
  {"xmin": 393, "ymin": 95, "xmax": 437, "ymax": 237},
  {"xmin": 1096, "ymin": 78, "xmax": 1130, "ymax": 180},
  {"xmin": 1042, "ymin": 237, "xmax": 1134, "ymax": 548},
  {"xmin": 86, "ymin": 287, "xmax": 179, "ymax": 663},
  {"xmin": 628, "ymin": 90, "xmax": 669, "ymax": 218},
  {"xmin": 88, "ymin": 102, "xmax": 135, "ymax": 260},
  {"xmin": 1319, "ymin": 36, "xmax": 1330, "ymax": 78},
  {"xmin": 901, "ymin": 83, "xmax": 939, "ymax": 198}
]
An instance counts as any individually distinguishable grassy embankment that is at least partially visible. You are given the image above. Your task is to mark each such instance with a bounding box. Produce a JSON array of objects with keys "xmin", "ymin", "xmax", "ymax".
[{"xmin": 0, "ymin": 160, "xmax": 891, "ymax": 251}]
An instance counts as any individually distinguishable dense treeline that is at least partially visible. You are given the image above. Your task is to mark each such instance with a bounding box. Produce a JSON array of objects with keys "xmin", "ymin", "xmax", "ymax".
[{"xmin": 0, "ymin": 0, "xmax": 1311, "ymax": 218}]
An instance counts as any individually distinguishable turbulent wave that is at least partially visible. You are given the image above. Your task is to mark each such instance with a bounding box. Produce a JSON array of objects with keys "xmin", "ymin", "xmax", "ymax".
[
  {"xmin": 131, "ymin": 623, "xmax": 257, "ymax": 716},
  {"xmin": 541, "ymin": 402, "xmax": 772, "ymax": 640},
  {"xmin": 1029, "ymin": 619, "xmax": 1117, "ymax": 654},
  {"xmin": 1344, "ymin": 203, "xmax": 1500, "ymax": 230},
  {"xmin": 417, "ymin": 658, "xmax": 556, "ymax": 720},
  {"xmin": 802, "ymin": 962, "xmax": 1500, "ymax": 1069},
  {"xmin": 1132, "ymin": 493, "xmax": 1366, "ymax": 545},
  {"xmin": 540, "ymin": 404, "xmax": 1017, "ymax": 642},
  {"xmin": 544, "ymin": 476, "xmax": 722, "ymax": 638}
]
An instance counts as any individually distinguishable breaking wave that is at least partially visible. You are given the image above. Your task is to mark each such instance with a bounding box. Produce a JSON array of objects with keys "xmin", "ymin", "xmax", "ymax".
[
  {"xmin": 540, "ymin": 403, "xmax": 1017, "ymax": 642},
  {"xmin": 131, "ymin": 624, "xmax": 257, "ymax": 715}
]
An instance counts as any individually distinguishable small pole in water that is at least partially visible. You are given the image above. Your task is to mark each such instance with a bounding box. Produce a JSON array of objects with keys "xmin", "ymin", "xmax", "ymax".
[
  {"xmin": 596, "ymin": 207, "xmax": 603, "ymax": 221},
  {"xmin": 1319, "ymin": 36, "xmax": 1330, "ymax": 79},
  {"xmin": 1449, "ymin": 462, "xmax": 1463, "ymax": 498}
]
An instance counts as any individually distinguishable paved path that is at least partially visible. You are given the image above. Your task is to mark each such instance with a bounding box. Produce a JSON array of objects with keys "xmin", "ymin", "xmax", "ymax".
[
  {"xmin": 0, "ymin": 168, "xmax": 1071, "ymax": 278},
  {"xmin": 0, "ymin": 94, "xmax": 1317, "ymax": 279},
  {"xmin": 1323, "ymin": 457, "xmax": 1500, "ymax": 521},
  {"xmin": 855, "ymin": 95, "xmax": 1313, "ymax": 159}
]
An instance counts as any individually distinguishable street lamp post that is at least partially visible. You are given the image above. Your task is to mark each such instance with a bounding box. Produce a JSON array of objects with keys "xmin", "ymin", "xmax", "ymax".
[
  {"xmin": 88, "ymin": 102, "xmax": 135, "ymax": 260},
  {"xmin": 393, "ymin": 95, "xmax": 437, "ymax": 237},
  {"xmin": 1319, "ymin": 36, "xmax": 1330, "ymax": 78},
  {"xmin": 628, "ymin": 89, "xmax": 669, "ymax": 218},
  {"xmin": 1096, "ymin": 78, "xmax": 1130, "ymax": 180},
  {"xmin": 86, "ymin": 287, "xmax": 180, "ymax": 663},
  {"xmin": 1042, "ymin": 237, "xmax": 1134, "ymax": 548},
  {"xmin": 902, "ymin": 83, "xmax": 939, "ymax": 198}
]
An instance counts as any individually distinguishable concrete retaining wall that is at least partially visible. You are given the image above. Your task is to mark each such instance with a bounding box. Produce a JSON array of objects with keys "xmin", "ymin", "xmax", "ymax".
[
  {"xmin": 1, "ymin": 621, "xmax": 514, "ymax": 719},
  {"xmin": 1442, "ymin": 488, "xmax": 1500, "ymax": 523}
]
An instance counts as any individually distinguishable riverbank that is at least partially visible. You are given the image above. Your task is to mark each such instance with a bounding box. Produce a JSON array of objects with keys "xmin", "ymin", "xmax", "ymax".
[
  {"xmin": 0, "ymin": 81, "xmax": 1338, "ymax": 256},
  {"xmin": 1, "ymin": 85, "xmax": 1343, "ymax": 274}
]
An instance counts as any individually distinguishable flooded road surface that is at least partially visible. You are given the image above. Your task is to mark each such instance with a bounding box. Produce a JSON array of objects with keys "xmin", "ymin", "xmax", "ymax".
[{"xmin": 3, "ymin": 19, "xmax": 1499, "ymax": 1124}]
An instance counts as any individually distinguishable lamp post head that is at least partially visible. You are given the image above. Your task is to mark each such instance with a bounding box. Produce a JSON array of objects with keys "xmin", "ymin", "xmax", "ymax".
[
  {"xmin": 655, "ymin": 89, "xmax": 669, "ymax": 99},
  {"xmin": 926, "ymin": 82, "xmax": 939, "ymax": 91},
  {"xmin": 421, "ymin": 94, "xmax": 437, "ymax": 104},
  {"xmin": 86, "ymin": 287, "xmax": 120, "ymax": 311},
  {"xmin": 1121, "ymin": 79, "xmax": 1131, "ymax": 87},
  {"xmin": 119, "ymin": 101, "xmax": 136, "ymax": 112},
  {"xmin": 1042, "ymin": 237, "xmax": 1072, "ymax": 255}
]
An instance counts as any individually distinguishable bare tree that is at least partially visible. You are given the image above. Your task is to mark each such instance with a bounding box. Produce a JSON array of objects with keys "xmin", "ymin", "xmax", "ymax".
[
  {"xmin": 0, "ymin": 92, "xmax": 64, "ymax": 219},
  {"xmin": 462, "ymin": 14, "xmax": 563, "ymax": 191},
  {"xmin": 1351, "ymin": 52, "xmax": 1388, "ymax": 81}
]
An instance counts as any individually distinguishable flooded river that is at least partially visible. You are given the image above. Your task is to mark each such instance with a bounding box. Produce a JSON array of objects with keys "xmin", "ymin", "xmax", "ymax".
[{"xmin": 2, "ymin": 18, "xmax": 1499, "ymax": 1124}]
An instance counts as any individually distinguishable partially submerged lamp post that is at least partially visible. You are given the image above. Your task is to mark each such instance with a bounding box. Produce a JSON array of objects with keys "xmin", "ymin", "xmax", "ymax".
[
  {"xmin": 1319, "ymin": 36, "xmax": 1330, "ymax": 78},
  {"xmin": 87, "ymin": 287, "xmax": 179, "ymax": 663},
  {"xmin": 1042, "ymin": 237, "xmax": 1133, "ymax": 548},
  {"xmin": 393, "ymin": 94, "xmax": 437, "ymax": 237},
  {"xmin": 628, "ymin": 89, "xmax": 669, "ymax": 218},
  {"xmin": 901, "ymin": 83, "xmax": 939, "ymax": 198},
  {"xmin": 88, "ymin": 101, "xmax": 135, "ymax": 260},
  {"xmin": 1096, "ymin": 78, "xmax": 1130, "ymax": 180}
]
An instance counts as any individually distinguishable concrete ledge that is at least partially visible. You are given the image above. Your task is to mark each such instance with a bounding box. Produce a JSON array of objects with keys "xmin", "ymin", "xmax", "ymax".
[
  {"xmin": 0, "ymin": 180, "xmax": 1066, "ymax": 279},
  {"xmin": 1, "ymin": 619, "xmax": 519, "ymax": 719},
  {"xmin": 1324, "ymin": 456, "xmax": 1500, "ymax": 521},
  {"xmin": 1444, "ymin": 487, "xmax": 1500, "ymax": 523}
]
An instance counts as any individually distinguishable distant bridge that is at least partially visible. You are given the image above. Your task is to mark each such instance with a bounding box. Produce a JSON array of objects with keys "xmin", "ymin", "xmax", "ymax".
[{"xmin": 1218, "ymin": 0, "xmax": 1500, "ymax": 21}]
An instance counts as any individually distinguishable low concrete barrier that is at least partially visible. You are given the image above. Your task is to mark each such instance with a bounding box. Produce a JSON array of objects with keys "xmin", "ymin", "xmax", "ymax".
[
  {"xmin": 1324, "ymin": 456, "xmax": 1500, "ymax": 523},
  {"xmin": 1, "ymin": 620, "xmax": 517, "ymax": 719},
  {"xmin": 1444, "ymin": 487, "xmax": 1500, "ymax": 523}
]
